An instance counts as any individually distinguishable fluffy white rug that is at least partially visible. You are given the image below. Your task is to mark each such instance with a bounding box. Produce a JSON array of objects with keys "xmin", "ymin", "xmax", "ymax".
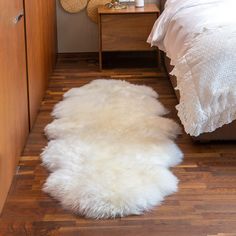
[{"xmin": 41, "ymin": 79, "xmax": 183, "ymax": 219}]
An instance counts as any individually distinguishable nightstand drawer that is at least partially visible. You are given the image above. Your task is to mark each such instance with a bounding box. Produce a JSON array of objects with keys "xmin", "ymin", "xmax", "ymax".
[{"xmin": 101, "ymin": 13, "xmax": 157, "ymax": 51}]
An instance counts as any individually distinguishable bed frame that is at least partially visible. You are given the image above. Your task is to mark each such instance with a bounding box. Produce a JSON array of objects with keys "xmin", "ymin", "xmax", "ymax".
[{"xmin": 160, "ymin": 0, "xmax": 236, "ymax": 141}]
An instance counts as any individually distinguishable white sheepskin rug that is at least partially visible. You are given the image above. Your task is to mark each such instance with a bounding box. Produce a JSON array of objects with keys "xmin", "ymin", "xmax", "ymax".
[{"xmin": 41, "ymin": 79, "xmax": 183, "ymax": 219}]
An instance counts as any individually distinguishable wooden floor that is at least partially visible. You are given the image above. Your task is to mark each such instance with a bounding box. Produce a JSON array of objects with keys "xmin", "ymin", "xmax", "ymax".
[{"xmin": 0, "ymin": 54, "xmax": 236, "ymax": 236}]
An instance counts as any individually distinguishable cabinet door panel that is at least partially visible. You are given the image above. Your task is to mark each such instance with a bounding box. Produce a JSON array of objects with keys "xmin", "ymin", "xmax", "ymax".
[
  {"xmin": 0, "ymin": 0, "xmax": 29, "ymax": 212},
  {"xmin": 24, "ymin": 0, "xmax": 57, "ymax": 127}
]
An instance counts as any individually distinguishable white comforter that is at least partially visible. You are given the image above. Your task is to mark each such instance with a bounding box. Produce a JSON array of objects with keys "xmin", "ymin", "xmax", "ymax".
[{"xmin": 148, "ymin": 0, "xmax": 236, "ymax": 136}]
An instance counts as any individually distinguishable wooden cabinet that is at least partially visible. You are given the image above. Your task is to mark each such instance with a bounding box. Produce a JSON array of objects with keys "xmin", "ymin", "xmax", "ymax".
[
  {"xmin": 0, "ymin": 0, "xmax": 57, "ymax": 212},
  {"xmin": 24, "ymin": 0, "xmax": 57, "ymax": 127},
  {"xmin": 98, "ymin": 4, "xmax": 160, "ymax": 69},
  {"xmin": 0, "ymin": 0, "xmax": 29, "ymax": 212}
]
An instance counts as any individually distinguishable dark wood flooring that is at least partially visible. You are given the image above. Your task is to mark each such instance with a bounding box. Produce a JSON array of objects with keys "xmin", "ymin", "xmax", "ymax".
[{"xmin": 0, "ymin": 54, "xmax": 236, "ymax": 236}]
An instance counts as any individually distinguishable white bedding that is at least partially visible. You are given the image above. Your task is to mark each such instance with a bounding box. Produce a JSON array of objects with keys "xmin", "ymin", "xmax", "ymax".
[{"xmin": 148, "ymin": 0, "xmax": 236, "ymax": 136}]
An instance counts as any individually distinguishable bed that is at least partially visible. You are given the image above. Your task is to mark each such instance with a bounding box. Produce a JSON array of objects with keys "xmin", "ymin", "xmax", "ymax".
[{"xmin": 148, "ymin": 0, "xmax": 236, "ymax": 141}]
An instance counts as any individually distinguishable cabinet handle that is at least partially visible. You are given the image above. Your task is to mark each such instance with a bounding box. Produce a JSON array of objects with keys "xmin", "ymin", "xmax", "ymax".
[{"xmin": 13, "ymin": 11, "xmax": 24, "ymax": 24}]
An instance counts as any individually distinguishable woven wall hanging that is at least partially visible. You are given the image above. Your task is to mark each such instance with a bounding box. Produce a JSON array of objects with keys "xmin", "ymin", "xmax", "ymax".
[
  {"xmin": 87, "ymin": 0, "xmax": 110, "ymax": 23},
  {"xmin": 60, "ymin": 0, "xmax": 88, "ymax": 13}
]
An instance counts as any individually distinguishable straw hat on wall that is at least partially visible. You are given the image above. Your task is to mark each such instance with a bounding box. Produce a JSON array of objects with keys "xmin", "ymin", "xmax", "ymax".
[
  {"xmin": 87, "ymin": 0, "xmax": 110, "ymax": 23},
  {"xmin": 60, "ymin": 0, "xmax": 88, "ymax": 13}
]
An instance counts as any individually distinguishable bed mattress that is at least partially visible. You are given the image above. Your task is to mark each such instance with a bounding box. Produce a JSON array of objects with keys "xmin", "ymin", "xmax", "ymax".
[{"xmin": 148, "ymin": 0, "xmax": 236, "ymax": 137}]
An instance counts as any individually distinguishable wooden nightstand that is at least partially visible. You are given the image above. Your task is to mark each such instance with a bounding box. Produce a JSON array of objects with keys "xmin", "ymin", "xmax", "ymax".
[{"xmin": 98, "ymin": 4, "xmax": 160, "ymax": 70}]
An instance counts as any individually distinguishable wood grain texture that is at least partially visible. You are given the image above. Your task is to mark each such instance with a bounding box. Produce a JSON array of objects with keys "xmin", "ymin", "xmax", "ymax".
[
  {"xmin": 0, "ymin": 54, "xmax": 236, "ymax": 235},
  {"xmin": 24, "ymin": 0, "xmax": 57, "ymax": 128},
  {"xmin": 0, "ymin": 0, "xmax": 29, "ymax": 213},
  {"xmin": 101, "ymin": 13, "xmax": 157, "ymax": 51}
]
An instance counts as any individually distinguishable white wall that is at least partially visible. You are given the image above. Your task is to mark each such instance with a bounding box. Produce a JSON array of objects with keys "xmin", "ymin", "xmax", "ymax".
[{"xmin": 56, "ymin": 0, "xmax": 159, "ymax": 53}]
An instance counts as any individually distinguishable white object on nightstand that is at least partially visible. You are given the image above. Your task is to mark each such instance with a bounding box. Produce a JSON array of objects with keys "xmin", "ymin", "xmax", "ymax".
[{"xmin": 135, "ymin": 0, "xmax": 144, "ymax": 8}]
